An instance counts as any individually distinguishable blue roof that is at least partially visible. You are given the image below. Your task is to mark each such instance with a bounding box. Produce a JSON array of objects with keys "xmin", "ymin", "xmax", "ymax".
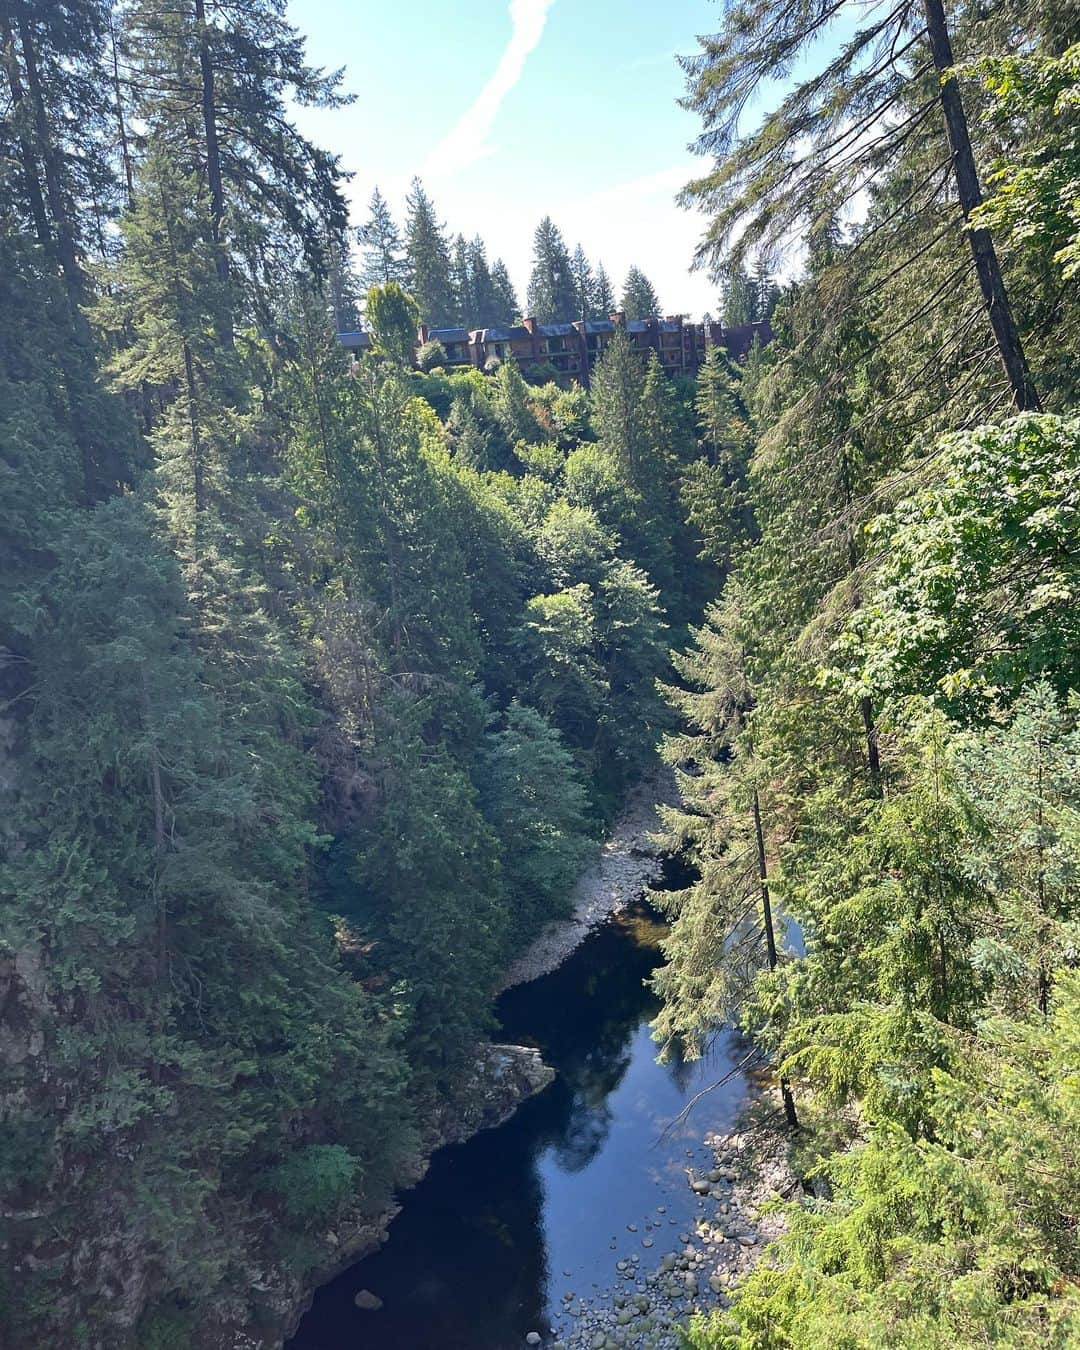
[
  {"xmin": 427, "ymin": 327, "xmax": 469, "ymax": 343},
  {"xmin": 583, "ymin": 320, "xmax": 615, "ymax": 334},
  {"xmin": 479, "ymin": 325, "xmax": 530, "ymax": 342},
  {"xmin": 627, "ymin": 319, "xmax": 650, "ymax": 333},
  {"xmin": 336, "ymin": 329, "xmax": 371, "ymax": 349},
  {"xmin": 537, "ymin": 323, "xmax": 574, "ymax": 337}
]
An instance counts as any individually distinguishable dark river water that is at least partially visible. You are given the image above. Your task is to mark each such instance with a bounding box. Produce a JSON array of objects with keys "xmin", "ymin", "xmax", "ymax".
[{"xmin": 288, "ymin": 898, "xmax": 749, "ymax": 1350}]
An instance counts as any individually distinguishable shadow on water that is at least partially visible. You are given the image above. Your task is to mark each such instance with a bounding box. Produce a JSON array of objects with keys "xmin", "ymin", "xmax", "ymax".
[{"xmin": 288, "ymin": 889, "xmax": 749, "ymax": 1350}]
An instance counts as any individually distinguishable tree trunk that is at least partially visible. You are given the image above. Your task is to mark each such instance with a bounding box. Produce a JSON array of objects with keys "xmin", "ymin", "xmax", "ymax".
[
  {"xmin": 15, "ymin": 11, "xmax": 83, "ymax": 299},
  {"xmin": 109, "ymin": 14, "xmax": 134, "ymax": 206},
  {"xmin": 921, "ymin": 0, "xmax": 1040, "ymax": 412},
  {"xmin": 752, "ymin": 788, "xmax": 800, "ymax": 1131},
  {"xmin": 861, "ymin": 695, "xmax": 882, "ymax": 795},
  {"xmin": 193, "ymin": 0, "xmax": 231, "ymax": 338},
  {"xmin": 1, "ymin": 17, "xmax": 50, "ymax": 249}
]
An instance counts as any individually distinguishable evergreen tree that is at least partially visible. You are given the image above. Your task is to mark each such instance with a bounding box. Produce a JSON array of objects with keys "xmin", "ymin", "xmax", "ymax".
[
  {"xmin": 751, "ymin": 255, "xmax": 780, "ymax": 321},
  {"xmin": 357, "ymin": 186, "xmax": 407, "ymax": 289},
  {"xmin": 720, "ymin": 261, "xmax": 755, "ymax": 326},
  {"xmin": 591, "ymin": 262, "xmax": 616, "ymax": 317},
  {"xmin": 490, "ymin": 256, "xmax": 520, "ymax": 323},
  {"xmin": 478, "ymin": 703, "xmax": 593, "ymax": 943},
  {"xmin": 450, "ymin": 232, "xmax": 474, "ymax": 325},
  {"xmin": 349, "ymin": 734, "xmax": 505, "ymax": 1079},
  {"xmin": 679, "ymin": 0, "xmax": 1041, "ymax": 409},
  {"xmin": 469, "ymin": 235, "xmax": 499, "ymax": 326},
  {"xmin": 620, "ymin": 264, "xmax": 661, "ymax": 319},
  {"xmin": 124, "ymin": 0, "xmax": 351, "ymax": 327},
  {"xmin": 571, "ymin": 243, "xmax": 594, "ymax": 319},
  {"xmin": 589, "ymin": 326, "xmax": 647, "ymax": 480},
  {"xmin": 404, "ymin": 176, "xmax": 455, "ymax": 326},
  {"xmin": 325, "ymin": 228, "xmax": 363, "ymax": 331},
  {"xmin": 492, "ymin": 357, "xmax": 540, "ymax": 445},
  {"xmin": 526, "ymin": 215, "xmax": 577, "ymax": 321}
]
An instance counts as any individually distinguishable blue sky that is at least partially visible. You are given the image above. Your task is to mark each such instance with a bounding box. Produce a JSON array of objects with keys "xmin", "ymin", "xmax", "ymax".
[{"xmin": 288, "ymin": 0, "xmax": 732, "ymax": 316}]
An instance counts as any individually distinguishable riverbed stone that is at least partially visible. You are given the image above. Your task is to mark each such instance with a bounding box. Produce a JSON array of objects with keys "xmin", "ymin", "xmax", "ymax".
[
  {"xmin": 353, "ymin": 1289, "xmax": 383, "ymax": 1311},
  {"xmin": 525, "ymin": 1334, "xmax": 542, "ymax": 1346}
]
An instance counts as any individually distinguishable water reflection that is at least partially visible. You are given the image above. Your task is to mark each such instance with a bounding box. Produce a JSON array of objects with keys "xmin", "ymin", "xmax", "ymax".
[{"xmin": 288, "ymin": 901, "xmax": 748, "ymax": 1350}]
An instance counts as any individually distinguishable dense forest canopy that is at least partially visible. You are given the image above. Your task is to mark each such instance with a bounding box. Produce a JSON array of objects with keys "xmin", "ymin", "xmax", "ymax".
[
  {"xmin": 1, "ymin": 0, "xmax": 1078, "ymax": 1345},
  {"xmin": 0, "ymin": 2, "xmax": 755, "ymax": 1343},
  {"xmin": 655, "ymin": 0, "xmax": 1080, "ymax": 1345}
]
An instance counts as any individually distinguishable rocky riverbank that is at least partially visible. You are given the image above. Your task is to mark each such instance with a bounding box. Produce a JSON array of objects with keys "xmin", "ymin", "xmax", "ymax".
[
  {"xmin": 532, "ymin": 1074, "xmax": 796, "ymax": 1350},
  {"xmin": 501, "ymin": 770, "xmax": 676, "ymax": 992}
]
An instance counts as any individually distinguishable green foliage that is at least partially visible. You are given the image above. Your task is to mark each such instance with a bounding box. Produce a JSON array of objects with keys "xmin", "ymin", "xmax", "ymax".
[
  {"xmin": 404, "ymin": 177, "xmax": 456, "ymax": 326},
  {"xmin": 975, "ymin": 44, "xmax": 1080, "ymax": 286},
  {"xmin": 526, "ymin": 215, "xmax": 577, "ymax": 322},
  {"xmin": 687, "ymin": 974, "xmax": 1080, "ymax": 1349},
  {"xmin": 841, "ymin": 416, "xmax": 1080, "ymax": 717},
  {"xmin": 366, "ymin": 281, "xmax": 421, "ymax": 368},
  {"xmin": 620, "ymin": 264, "xmax": 661, "ymax": 319},
  {"xmin": 264, "ymin": 1144, "xmax": 360, "ymax": 1226},
  {"xmin": 417, "ymin": 337, "xmax": 448, "ymax": 371},
  {"xmin": 358, "ymin": 186, "xmax": 408, "ymax": 289},
  {"xmin": 479, "ymin": 703, "xmax": 594, "ymax": 943}
]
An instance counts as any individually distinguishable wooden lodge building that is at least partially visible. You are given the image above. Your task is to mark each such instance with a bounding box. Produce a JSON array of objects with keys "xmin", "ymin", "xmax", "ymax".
[{"xmin": 337, "ymin": 312, "xmax": 772, "ymax": 386}]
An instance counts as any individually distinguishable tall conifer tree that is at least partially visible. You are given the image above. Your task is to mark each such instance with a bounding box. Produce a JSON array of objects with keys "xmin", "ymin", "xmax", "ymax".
[
  {"xmin": 403, "ymin": 176, "xmax": 455, "ymax": 326},
  {"xmin": 358, "ymin": 186, "xmax": 407, "ymax": 289},
  {"xmin": 526, "ymin": 215, "xmax": 576, "ymax": 322}
]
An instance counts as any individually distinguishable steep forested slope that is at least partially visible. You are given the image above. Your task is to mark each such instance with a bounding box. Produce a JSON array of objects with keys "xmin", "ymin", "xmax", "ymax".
[
  {"xmin": 0, "ymin": 5, "xmax": 758, "ymax": 1343},
  {"xmin": 650, "ymin": 1, "xmax": 1080, "ymax": 1345}
]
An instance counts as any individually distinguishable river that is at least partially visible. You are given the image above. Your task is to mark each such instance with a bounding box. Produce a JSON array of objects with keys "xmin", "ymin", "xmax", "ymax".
[{"xmin": 287, "ymin": 895, "xmax": 751, "ymax": 1350}]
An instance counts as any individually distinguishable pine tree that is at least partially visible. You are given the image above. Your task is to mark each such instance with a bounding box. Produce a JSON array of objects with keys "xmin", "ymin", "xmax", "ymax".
[
  {"xmin": 403, "ymin": 176, "xmax": 455, "ymax": 326},
  {"xmin": 450, "ymin": 232, "xmax": 474, "ymax": 326},
  {"xmin": 591, "ymin": 262, "xmax": 616, "ymax": 318},
  {"xmin": 357, "ymin": 186, "xmax": 407, "ymax": 289},
  {"xmin": 97, "ymin": 148, "xmax": 241, "ymax": 559},
  {"xmin": 124, "ymin": 0, "xmax": 351, "ymax": 329},
  {"xmin": 526, "ymin": 215, "xmax": 576, "ymax": 322},
  {"xmin": 468, "ymin": 235, "xmax": 499, "ymax": 326},
  {"xmin": 620, "ymin": 265, "xmax": 660, "ymax": 320},
  {"xmin": 589, "ymin": 326, "xmax": 647, "ymax": 479},
  {"xmin": 490, "ymin": 257, "xmax": 520, "ymax": 323},
  {"xmin": 751, "ymin": 255, "xmax": 780, "ymax": 321},
  {"xmin": 570, "ymin": 243, "xmax": 594, "ymax": 319}
]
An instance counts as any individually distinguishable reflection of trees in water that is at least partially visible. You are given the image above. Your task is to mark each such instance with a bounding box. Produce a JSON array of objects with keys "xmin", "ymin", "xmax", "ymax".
[
  {"xmin": 520, "ymin": 934, "xmax": 659, "ymax": 1172},
  {"xmin": 551, "ymin": 1038, "xmax": 633, "ymax": 1171},
  {"xmin": 661, "ymin": 1039, "xmax": 698, "ymax": 1095}
]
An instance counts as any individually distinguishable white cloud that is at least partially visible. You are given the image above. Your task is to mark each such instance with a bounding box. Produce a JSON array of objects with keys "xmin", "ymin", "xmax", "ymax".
[{"xmin": 422, "ymin": 0, "xmax": 557, "ymax": 180}]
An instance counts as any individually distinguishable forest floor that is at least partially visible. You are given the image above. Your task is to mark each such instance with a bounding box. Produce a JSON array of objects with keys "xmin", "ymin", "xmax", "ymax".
[{"xmin": 500, "ymin": 767, "xmax": 677, "ymax": 992}]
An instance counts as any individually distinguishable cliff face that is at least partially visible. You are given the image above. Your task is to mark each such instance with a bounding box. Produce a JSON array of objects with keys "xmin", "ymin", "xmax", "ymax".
[
  {"xmin": 1, "ymin": 995, "xmax": 551, "ymax": 1350},
  {"xmin": 231, "ymin": 1043, "xmax": 555, "ymax": 1350}
]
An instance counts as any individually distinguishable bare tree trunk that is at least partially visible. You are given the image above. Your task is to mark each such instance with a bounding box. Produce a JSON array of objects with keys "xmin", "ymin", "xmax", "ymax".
[
  {"xmin": 752, "ymin": 788, "xmax": 800, "ymax": 1131},
  {"xmin": 193, "ymin": 0, "xmax": 232, "ymax": 340},
  {"xmin": 922, "ymin": 0, "xmax": 1040, "ymax": 412},
  {"xmin": 108, "ymin": 14, "xmax": 134, "ymax": 206}
]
